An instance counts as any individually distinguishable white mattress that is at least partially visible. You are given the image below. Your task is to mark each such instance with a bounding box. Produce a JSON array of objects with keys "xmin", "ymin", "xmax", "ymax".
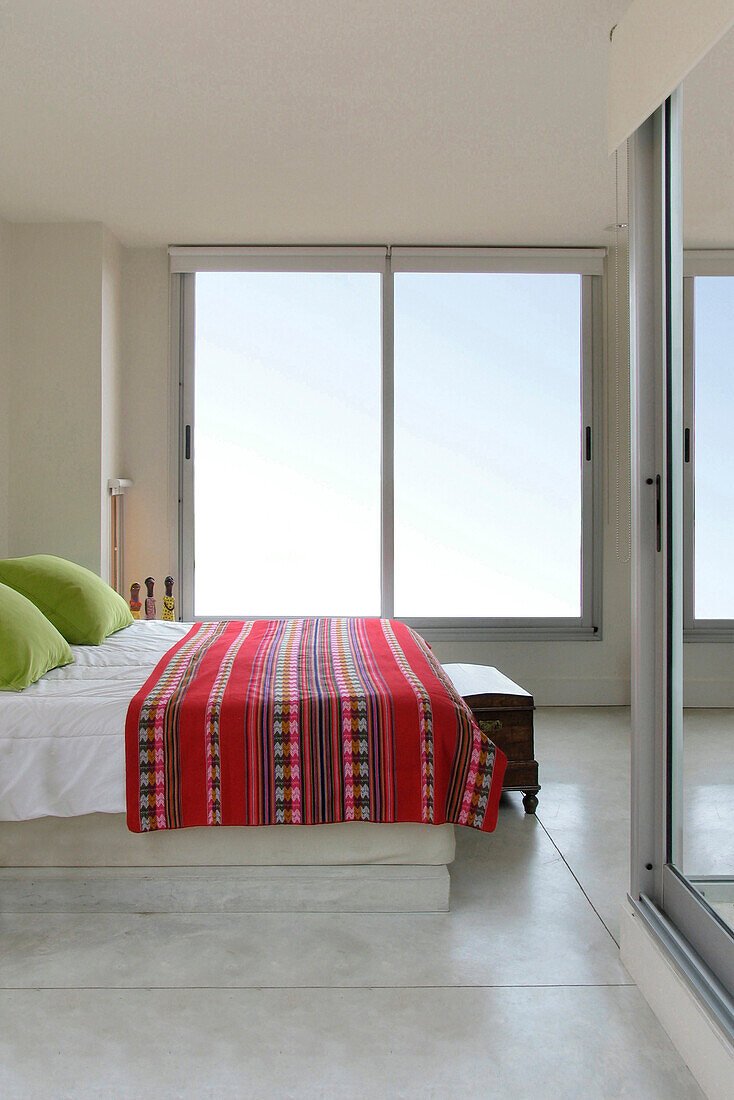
[
  {"xmin": 0, "ymin": 813, "xmax": 455, "ymax": 867},
  {"xmin": 0, "ymin": 621, "xmax": 191, "ymax": 821},
  {"xmin": 0, "ymin": 621, "xmax": 454, "ymax": 869}
]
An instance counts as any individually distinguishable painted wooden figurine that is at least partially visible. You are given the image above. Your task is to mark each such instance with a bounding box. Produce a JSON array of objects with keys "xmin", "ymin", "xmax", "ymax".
[
  {"xmin": 129, "ymin": 582, "xmax": 142, "ymax": 619},
  {"xmin": 162, "ymin": 576, "xmax": 175, "ymax": 621},
  {"xmin": 144, "ymin": 577, "xmax": 156, "ymax": 620}
]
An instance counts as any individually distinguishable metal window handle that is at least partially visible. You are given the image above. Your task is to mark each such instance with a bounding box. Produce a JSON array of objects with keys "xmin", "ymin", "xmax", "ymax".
[
  {"xmin": 185, "ymin": 425, "xmax": 191, "ymax": 460},
  {"xmin": 645, "ymin": 476, "xmax": 662, "ymax": 552},
  {"xmin": 654, "ymin": 474, "xmax": 662, "ymax": 552},
  {"xmin": 585, "ymin": 425, "xmax": 592, "ymax": 461}
]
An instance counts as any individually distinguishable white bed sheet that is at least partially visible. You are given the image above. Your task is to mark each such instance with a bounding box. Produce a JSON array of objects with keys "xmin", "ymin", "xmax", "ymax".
[
  {"xmin": 0, "ymin": 621, "xmax": 190, "ymax": 821},
  {"xmin": 0, "ymin": 622, "xmax": 455, "ymax": 868},
  {"xmin": 0, "ymin": 623, "xmax": 456, "ymax": 868}
]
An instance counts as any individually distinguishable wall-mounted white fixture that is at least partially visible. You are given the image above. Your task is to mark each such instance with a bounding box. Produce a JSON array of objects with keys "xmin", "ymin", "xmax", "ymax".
[
  {"xmin": 108, "ymin": 479, "xmax": 133, "ymax": 594},
  {"xmin": 608, "ymin": 0, "xmax": 734, "ymax": 153}
]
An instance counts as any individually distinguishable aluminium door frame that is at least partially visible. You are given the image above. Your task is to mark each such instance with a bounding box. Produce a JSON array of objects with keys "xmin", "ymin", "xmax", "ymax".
[{"xmin": 628, "ymin": 90, "xmax": 734, "ymax": 1026}]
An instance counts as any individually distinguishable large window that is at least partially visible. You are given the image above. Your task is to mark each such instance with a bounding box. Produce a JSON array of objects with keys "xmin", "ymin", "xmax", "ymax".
[
  {"xmin": 174, "ymin": 247, "xmax": 603, "ymax": 635},
  {"xmin": 683, "ymin": 257, "xmax": 734, "ymax": 634}
]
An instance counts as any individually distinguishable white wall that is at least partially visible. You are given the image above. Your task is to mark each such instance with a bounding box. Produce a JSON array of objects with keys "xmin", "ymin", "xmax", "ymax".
[
  {"xmin": 0, "ymin": 217, "xmax": 11, "ymax": 557},
  {"xmin": 100, "ymin": 227, "xmax": 123, "ymax": 581},
  {"xmin": 685, "ymin": 643, "xmax": 734, "ymax": 707},
  {"xmin": 6, "ymin": 222, "xmax": 123, "ymax": 576},
  {"xmin": 119, "ymin": 248, "xmax": 177, "ymax": 602}
]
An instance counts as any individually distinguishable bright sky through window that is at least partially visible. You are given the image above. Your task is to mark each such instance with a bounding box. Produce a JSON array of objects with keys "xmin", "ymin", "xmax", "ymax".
[
  {"xmin": 693, "ymin": 277, "xmax": 734, "ymax": 620},
  {"xmin": 194, "ymin": 271, "xmax": 381, "ymax": 616},
  {"xmin": 394, "ymin": 272, "xmax": 583, "ymax": 617},
  {"xmin": 193, "ymin": 269, "xmax": 584, "ymax": 619}
]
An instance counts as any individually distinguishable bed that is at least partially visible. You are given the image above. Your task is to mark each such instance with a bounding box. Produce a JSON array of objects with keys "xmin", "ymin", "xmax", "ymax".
[{"xmin": 0, "ymin": 620, "xmax": 503, "ymax": 913}]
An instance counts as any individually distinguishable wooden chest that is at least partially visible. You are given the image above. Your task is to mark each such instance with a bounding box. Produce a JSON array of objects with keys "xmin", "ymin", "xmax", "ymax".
[{"xmin": 442, "ymin": 663, "xmax": 540, "ymax": 814}]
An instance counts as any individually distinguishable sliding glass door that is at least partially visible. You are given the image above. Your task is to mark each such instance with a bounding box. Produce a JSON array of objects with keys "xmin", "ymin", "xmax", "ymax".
[
  {"xmin": 628, "ymin": 36, "xmax": 734, "ymax": 1018},
  {"xmin": 392, "ymin": 271, "xmax": 585, "ymax": 619},
  {"xmin": 174, "ymin": 246, "xmax": 603, "ymax": 634},
  {"xmin": 674, "ymin": 40, "xmax": 734, "ymax": 957}
]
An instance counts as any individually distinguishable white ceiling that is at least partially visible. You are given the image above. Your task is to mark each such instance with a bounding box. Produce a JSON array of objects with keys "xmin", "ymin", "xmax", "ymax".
[
  {"xmin": 1, "ymin": 1, "xmax": 729, "ymax": 249},
  {"xmin": 683, "ymin": 27, "xmax": 734, "ymax": 247}
]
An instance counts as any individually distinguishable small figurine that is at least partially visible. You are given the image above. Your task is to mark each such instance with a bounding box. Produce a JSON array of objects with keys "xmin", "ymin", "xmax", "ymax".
[
  {"xmin": 162, "ymin": 575, "xmax": 175, "ymax": 621},
  {"xmin": 144, "ymin": 577, "xmax": 156, "ymax": 620},
  {"xmin": 129, "ymin": 582, "xmax": 141, "ymax": 620}
]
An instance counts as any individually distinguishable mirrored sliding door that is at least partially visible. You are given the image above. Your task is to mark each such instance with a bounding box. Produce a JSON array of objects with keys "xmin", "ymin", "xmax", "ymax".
[
  {"xmin": 676, "ymin": 31, "xmax": 734, "ymax": 940},
  {"xmin": 626, "ymin": 36, "xmax": 734, "ymax": 1008}
]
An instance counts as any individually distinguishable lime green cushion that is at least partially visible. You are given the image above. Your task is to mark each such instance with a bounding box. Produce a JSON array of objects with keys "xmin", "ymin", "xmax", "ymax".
[
  {"xmin": 0, "ymin": 555, "xmax": 133, "ymax": 646},
  {"xmin": 0, "ymin": 582, "xmax": 74, "ymax": 690}
]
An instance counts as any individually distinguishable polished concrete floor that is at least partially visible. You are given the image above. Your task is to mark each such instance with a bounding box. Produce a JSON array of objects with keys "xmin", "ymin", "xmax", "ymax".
[
  {"xmin": 683, "ymin": 709, "xmax": 734, "ymax": 881},
  {"xmin": 0, "ymin": 709, "xmax": 708, "ymax": 1098}
]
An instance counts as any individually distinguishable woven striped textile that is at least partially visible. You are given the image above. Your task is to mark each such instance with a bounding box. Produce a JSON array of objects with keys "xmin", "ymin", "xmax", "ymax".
[{"xmin": 125, "ymin": 618, "xmax": 506, "ymax": 834}]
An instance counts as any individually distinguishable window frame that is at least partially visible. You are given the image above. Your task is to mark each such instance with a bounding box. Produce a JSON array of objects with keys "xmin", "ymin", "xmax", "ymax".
[
  {"xmin": 173, "ymin": 245, "xmax": 604, "ymax": 640},
  {"xmin": 682, "ymin": 250, "xmax": 734, "ymax": 641}
]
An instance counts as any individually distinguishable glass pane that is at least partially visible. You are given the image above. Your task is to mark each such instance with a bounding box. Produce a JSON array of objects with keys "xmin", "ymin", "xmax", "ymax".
[
  {"xmin": 679, "ymin": 32, "xmax": 734, "ymax": 941},
  {"xmin": 393, "ymin": 272, "xmax": 583, "ymax": 618},
  {"xmin": 693, "ymin": 276, "xmax": 734, "ymax": 619},
  {"xmin": 194, "ymin": 271, "xmax": 381, "ymax": 616}
]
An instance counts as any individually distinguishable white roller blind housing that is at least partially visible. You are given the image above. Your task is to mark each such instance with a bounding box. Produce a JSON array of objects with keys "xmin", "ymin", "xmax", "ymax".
[{"xmin": 608, "ymin": 0, "xmax": 734, "ymax": 152}]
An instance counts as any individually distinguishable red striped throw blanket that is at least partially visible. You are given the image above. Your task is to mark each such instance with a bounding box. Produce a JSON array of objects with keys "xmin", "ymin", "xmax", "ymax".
[{"xmin": 125, "ymin": 618, "xmax": 506, "ymax": 834}]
